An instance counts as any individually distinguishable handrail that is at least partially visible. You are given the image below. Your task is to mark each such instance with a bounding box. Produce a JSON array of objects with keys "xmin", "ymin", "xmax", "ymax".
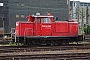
[{"xmin": 10, "ymin": 28, "xmax": 16, "ymax": 42}]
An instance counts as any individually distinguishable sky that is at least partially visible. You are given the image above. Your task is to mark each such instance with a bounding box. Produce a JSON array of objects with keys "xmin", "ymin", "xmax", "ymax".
[{"xmin": 70, "ymin": 0, "xmax": 90, "ymax": 2}]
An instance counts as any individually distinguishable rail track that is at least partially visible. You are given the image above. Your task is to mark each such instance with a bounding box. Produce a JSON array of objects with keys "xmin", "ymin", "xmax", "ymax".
[
  {"xmin": 0, "ymin": 43, "xmax": 89, "ymax": 60},
  {"xmin": 0, "ymin": 43, "xmax": 90, "ymax": 53},
  {"xmin": 0, "ymin": 34, "xmax": 89, "ymax": 60},
  {"xmin": 0, "ymin": 53, "xmax": 90, "ymax": 60}
]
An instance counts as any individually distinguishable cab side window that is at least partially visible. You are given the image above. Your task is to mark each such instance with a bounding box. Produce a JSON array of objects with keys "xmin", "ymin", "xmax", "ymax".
[
  {"xmin": 37, "ymin": 18, "xmax": 40, "ymax": 23},
  {"xmin": 42, "ymin": 18, "xmax": 50, "ymax": 23}
]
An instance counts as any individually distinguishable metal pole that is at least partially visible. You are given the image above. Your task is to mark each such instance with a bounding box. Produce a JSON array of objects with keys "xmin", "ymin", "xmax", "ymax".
[
  {"xmin": 82, "ymin": 8, "xmax": 84, "ymax": 33},
  {"xmin": 3, "ymin": 20, "xmax": 4, "ymax": 39},
  {"xmin": 2, "ymin": 16, "xmax": 4, "ymax": 39},
  {"xmin": 2, "ymin": 0, "xmax": 5, "ymax": 40},
  {"xmin": 72, "ymin": 0, "xmax": 74, "ymax": 19},
  {"xmin": 77, "ymin": 3, "xmax": 79, "ymax": 23},
  {"xmin": 86, "ymin": 6, "xmax": 89, "ymax": 24},
  {"xmin": 86, "ymin": 6, "xmax": 88, "ymax": 34}
]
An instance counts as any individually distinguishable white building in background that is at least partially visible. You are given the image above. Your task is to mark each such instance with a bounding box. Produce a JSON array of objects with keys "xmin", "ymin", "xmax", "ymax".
[
  {"xmin": 0, "ymin": 3, "xmax": 3, "ymax": 6},
  {"xmin": 70, "ymin": 1, "xmax": 80, "ymax": 19},
  {"xmin": 70, "ymin": 1, "xmax": 90, "ymax": 24}
]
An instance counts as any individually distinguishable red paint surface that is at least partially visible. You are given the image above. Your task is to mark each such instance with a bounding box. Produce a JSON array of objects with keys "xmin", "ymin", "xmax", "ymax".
[
  {"xmin": 16, "ymin": 15, "xmax": 78, "ymax": 37},
  {"xmin": 16, "ymin": 22, "xmax": 33, "ymax": 36}
]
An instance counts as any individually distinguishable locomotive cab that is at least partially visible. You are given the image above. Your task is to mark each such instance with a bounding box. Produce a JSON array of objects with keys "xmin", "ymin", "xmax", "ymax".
[{"xmin": 27, "ymin": 14, "xmax": 54, "ymax": 36}]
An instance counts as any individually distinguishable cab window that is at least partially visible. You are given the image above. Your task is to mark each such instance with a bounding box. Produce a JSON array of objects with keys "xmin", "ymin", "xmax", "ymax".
[
  {"xmin": 42, "ymin": 18, "xmax": 50, "ymax": 23},
  {"xmin": 37, "ymin": 18, "xmax": 40, "ymax": 23}
]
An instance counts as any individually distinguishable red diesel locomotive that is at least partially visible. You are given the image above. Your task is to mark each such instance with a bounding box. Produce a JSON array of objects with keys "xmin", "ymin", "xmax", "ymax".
[{"xmin": 13, "ymin": 13, "xmax": 83, "ymax": 45}]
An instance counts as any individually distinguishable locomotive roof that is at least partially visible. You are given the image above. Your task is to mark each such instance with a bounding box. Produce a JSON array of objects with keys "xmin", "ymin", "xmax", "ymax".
[{"xmin": 32, "ymin": 15, "xmax": 54, "ymax": 18}]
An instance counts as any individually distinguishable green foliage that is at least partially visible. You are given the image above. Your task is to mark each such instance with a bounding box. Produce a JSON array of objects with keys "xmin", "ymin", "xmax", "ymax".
[
  {"xmin": 9, "ymin": 42, "xmax": 23, "ymax": 46},
  {"xmin": 78, "ymin": 26, "xmax": 84, "ymax": 35},
  {"xmin": 84, "ymin": 25, "xmax": 90, "ymax": 34}
]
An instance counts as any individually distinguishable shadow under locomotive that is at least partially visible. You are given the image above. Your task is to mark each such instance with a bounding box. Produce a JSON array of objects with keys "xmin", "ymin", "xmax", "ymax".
[{"xmin": 12, "ymin": 35, "xmax": 83, "ymax": 45}]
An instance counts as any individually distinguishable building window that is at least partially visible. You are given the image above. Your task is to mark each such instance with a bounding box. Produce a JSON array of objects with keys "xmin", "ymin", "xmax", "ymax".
[
  {"xmin": 80, "ymin": 4, "xmax": 83, "ymax": 6},
  {"xmin": 88, "ymin": 4, "xmax": 90, "ymax": 6},
  {"xmin": 15, "ymin": 2, "xmax": 19, "ymax": 6},
  {"xmin": 21, "ymin": 3, "xmax": 25, "ymax": 6},
  {"xmin": 0, "ymin": 3, "xmax": 3, "ymax": 6},
  {"xmin": 21, "ymin": 15, "xmax": 25, "ymax": 18},
  {"xmin": 84, "ymin": 4, "xmax": 87, "ymax": 6},
  {"xmin": 16, "ymin": 4, "xmax": 19, "ymax": 6},
  {"xmin": 16, "ymin": 14, "xmax": 19, "ymax": 18}
]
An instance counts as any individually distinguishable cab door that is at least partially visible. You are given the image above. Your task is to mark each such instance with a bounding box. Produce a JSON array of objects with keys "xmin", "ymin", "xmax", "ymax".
[
  {"xmin": 34, "ymin": 18, "xmax": 42, "ymax": 36},
  {"xmin": 41, "ymin": 18, "xmax": 52, "ymax": 36}
]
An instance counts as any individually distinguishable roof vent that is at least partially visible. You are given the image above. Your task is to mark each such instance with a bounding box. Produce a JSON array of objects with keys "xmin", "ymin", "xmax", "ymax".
[{"xmin": 36, "ymin": 13, "xmax": 40, "ymax": 16}]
